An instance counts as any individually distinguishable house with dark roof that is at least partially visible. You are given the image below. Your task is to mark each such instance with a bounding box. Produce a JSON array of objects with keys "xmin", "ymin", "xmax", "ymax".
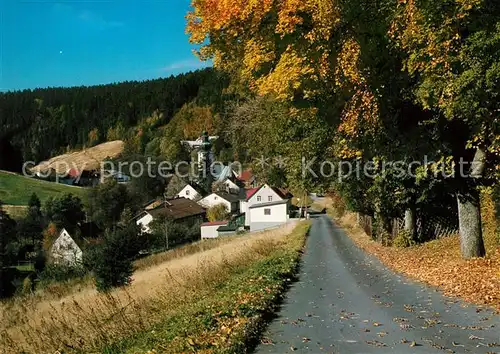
[
  {"xmin": 197, "ymin": 192, "xmax": 241, "ymax": 214},
  {"xmin": 135, "ymin": 197, "xmax": 206, "ymax": 234}
]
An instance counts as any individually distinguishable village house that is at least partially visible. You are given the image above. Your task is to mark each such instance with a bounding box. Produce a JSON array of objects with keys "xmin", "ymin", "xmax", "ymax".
[
  {"xmin": 176, "ymin": 183, "xmax": 203, "ymax": 201},
  {"xmin": 248, "ymin": 199, "xmax": 290, "ymax": 232},
  {"xmin": 236, "ymin": 169, "xmax": 257, "ymax": 188},
  {"xmin": 50, "ymin": 229, "xmax": 83, "ymax": 266},
  {"xmin": 135, "ymin": 197, "xmax": 206, "ymax": 234},
  {"xmin": 200, "ymin": 220, "xmax": 228, "ymax": 239},
  {"xmin": 198, "ymin": 192, "xmax": 241, "ymax": 214},
  {"xmin": 240, "ymin": 184, "xmax": 292, "ymax": 229},
  {"xmin": 49, "ymin": 222, "xmax": 102, "ymax": 266}
]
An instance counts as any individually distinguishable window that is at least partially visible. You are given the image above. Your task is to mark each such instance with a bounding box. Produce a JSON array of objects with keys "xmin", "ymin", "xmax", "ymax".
[
  {"xmin": 268, "ymin": 196, "xmax": 273, "ymax": 202},
  {"xmin": 264, "ymin": 208, "xmax": 271, "ymax": 215},
  {"xmin": 186, "ymin": 190, "xmax": 190, "ymax": 196},
  {"xmin": 214, "ymin": 196, "xmax": 218, "ymax": 200},
  {"xmin": 257, "ymin": 196, "xmax": 261, "ymax": 201}
]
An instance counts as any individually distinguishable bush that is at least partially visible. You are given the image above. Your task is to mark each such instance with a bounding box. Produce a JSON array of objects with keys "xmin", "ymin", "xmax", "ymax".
[
  {"xmin": 393, "ymin": 230, "xmax": 416, "ymax": 248},
  {"xmin": 89, "ymin": 226, "xmax": 142, "ymax": 292},
  {"xmin": 206, "ymin": 204, "xmax": 230, "ymax": 222},
  {"xmin": 38, "ymin": 264, "xmax": 87, "ymax": 283},
  {"xmin": 149, "ymin": 219, "xmax": 202, "ymax": 250},
  {"xmin": 33, "ymin": 250, "xmax": 46, "ymax": 273},
  {"xmin": 21, "ymin": 275, "xmax": 34, "ymax": 295}
]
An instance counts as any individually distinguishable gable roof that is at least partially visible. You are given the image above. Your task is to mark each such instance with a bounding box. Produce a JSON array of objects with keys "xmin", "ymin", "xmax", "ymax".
[
  {"xmin": 56, "ymin": 225, "xmax": 102, "ymax": 249},
  {"xmin": 245, "ymin": 186, "xmax": 262, "ymax": 200},
  {"xmin": 144, "ymin": 199, "xmax": 163, "ymax": 210},
  {"xmin": 245, "ymin": 184, "xmax": 288, "ymax": 201},
  {"xmin": 214, "ymin": 192, "xmax": 241, "ymax": 203},
  {"xmin": 216, "ymin": 165, "xmax": 235, "ymax": 182},
  {"xmin": 66, "ymin": 168, "xmax": 80, "ymax": 178},
  {"xmin": 148, "ymin": 197, "xmax": 206, "ymax": 221},
  {"xmin": 55, "ymin": 228, "xmax": 84, "ymax": 250},
  {"xmin": 179, "ymin": 183, "xmax": 205, "ymax": 195},
  {"xmin": 249, "ymin": 199, "xmax": 289, "ymax": 209},
  {"xmin": 272, "ymin": 187, "xmax": 293, "ymax": 199},
  {"xmin": 237, "ymin": 170, "xmax": 254, "ymax": 182}
]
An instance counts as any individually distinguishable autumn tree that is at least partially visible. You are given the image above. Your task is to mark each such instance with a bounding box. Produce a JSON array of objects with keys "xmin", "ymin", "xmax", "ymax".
[
  {"xmin": 87, "ymin": 128, "xmax": 100, "ymax": 147},
  {"xmin": 207, "ymin": 204, "xmax": 230, "ymax": 222},
  {"xmin": 390, "ymin": 0, "xmax": 500, "ymax": 257}
]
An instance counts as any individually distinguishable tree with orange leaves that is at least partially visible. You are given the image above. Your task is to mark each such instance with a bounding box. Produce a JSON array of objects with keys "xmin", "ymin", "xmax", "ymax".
[{"xmin": 187, "ymin": 0, "xmax": 499, "ymax": 259}]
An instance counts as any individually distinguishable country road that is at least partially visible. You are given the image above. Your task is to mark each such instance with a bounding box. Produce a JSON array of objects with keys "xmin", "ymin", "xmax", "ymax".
[{"xmin": 256, "ymin": 215, "xmax": 499, "ymax": 353}]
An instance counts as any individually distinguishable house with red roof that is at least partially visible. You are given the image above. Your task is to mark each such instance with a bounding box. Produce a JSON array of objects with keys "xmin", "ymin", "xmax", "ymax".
[
  {"xmin": 240, "ymin": 184, "xmax": 292, "ymax": 229},
  {"xmin": 236, "ymin": 169, "xmax": 257, "ymax": 188},
  {"xmin": 200, "ymin": 220, "xmax": 228, "ymax": 239}
]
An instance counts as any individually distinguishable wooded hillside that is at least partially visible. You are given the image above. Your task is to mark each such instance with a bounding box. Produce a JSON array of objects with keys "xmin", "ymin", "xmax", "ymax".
[{"xmin": 0, "ymin": 68, "xmax": 229, "ymax": 171}]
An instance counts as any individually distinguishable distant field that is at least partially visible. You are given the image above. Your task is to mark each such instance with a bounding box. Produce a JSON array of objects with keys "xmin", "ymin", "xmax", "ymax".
[
  {"xmin": 31, "ymin": 140, "xmax": 124, "ymax": 175},
  {"xmin": 2, "ymin": 205, "xmax": 28, "ymax": 220},
  {"xmin": 0, "ymin": 171, "xmax": 89, "ymax": 206}
]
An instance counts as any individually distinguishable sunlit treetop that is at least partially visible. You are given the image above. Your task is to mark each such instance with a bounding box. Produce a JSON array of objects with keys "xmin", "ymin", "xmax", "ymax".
[{"xmin": 187, "ymin": 0, "xmax": 379, "ymax": 145}]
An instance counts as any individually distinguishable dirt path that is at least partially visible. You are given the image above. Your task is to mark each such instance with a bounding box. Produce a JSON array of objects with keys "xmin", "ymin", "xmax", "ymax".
[{"xmin": 256, "ymin": 216, "xmax": 499, "ymax": 353}]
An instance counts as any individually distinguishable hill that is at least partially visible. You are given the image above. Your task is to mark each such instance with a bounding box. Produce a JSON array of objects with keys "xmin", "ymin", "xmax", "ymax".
[
  {"xmin": 31, "ymin": 140, "xmax": 124, "ymax": 175},
  {"xmin": 0, "ymin": 68, "xmax": 228, "ymax": 171},
  {"xmin": 0, "ymin": 170, "xmax": 88, "ymax": 206}
]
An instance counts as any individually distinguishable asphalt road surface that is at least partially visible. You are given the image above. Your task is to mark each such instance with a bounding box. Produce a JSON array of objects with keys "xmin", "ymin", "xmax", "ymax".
[{"xmin": 256, "ymin": 215, "xmax": 499, "ymax": 354}]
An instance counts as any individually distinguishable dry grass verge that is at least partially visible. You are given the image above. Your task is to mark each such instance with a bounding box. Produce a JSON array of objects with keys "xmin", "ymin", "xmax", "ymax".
[
  {"xmin": 0, "ymin": 221, "xmax": 309, "ymax": 353},
  {"xmin": 331, "ymin": 211, "xmax": 500, "ymax": 312}
]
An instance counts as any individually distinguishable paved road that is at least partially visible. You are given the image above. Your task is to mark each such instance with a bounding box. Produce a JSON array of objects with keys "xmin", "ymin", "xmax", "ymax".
[{"xmin": 256, "ymin": 216, "xmax": 499, "ymax": 353}]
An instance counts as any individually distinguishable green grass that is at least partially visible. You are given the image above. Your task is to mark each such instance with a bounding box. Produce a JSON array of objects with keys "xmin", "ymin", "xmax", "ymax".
[
  {"xmin": 102, "ymin": 222, "xmax": 311, "ymax": 354},
  {"xmin": 15, "ymin": 264, "xmax": 35, "ymax": 272},
  {"xmin": 0, "ymin": 171, "xmax": 89, "ymax": 206}
]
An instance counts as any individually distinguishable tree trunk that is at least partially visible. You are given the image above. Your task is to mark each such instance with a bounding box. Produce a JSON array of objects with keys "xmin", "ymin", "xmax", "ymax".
[
  {"xmin": 404, "ymin": 208, "xmax": 417, "ymax": 240},
  {"xmin": 457, "ymin": 147, "xmax": 486, "ymax": 258},
  {"xmin": 374, "ymin": 210, "xmax": 391, "ymax": 245}
]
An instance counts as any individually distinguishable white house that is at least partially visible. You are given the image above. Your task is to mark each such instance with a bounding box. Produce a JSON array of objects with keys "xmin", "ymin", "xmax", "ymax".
[
  {"xmin": 136, "ymin": 212, "xmax": 154, "ymax": 233},
  {"xmin": 200, "ymin": 221, "xmax": 228, "ymax": 239},
  {"xmin": 222, "ymin": 179, "xmax": 240, "ymax": 194},
  {"xmin": 198, "ymin": 192, "xmax": 240, "ymax": 213},
  {"xmin": 240, "ymin": 185, "xmax": 290, "ymax": 226},
  {"xmin": 176, "ymin": 184, "xmax": 202, "ymax": 201},
  {"xmin": 50, "ymin": 229, "xmax": 83, "ymax": 266},
  {"xmin": 248, "ymin": 199, "xmax": 289, "ymax": 232}
]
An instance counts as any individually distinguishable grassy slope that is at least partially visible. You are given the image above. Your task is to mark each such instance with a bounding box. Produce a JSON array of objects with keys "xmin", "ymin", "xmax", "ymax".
[
  {"xmin": 2, "ymin": 222, "xmax": 310, "ymax": 354},
  {"xmin": 0, "ymin": 171, "xmax": 89, "ymax": 206},
  {"xmin": 105, "ymin": 221, "xmax": 310, "ymax": 354}
]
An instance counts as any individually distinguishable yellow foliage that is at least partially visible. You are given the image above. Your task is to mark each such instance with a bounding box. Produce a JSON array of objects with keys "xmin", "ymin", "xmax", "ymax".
[{"xmin": 256, "ymin": 47, "xmax": 315, "ymax": 100}]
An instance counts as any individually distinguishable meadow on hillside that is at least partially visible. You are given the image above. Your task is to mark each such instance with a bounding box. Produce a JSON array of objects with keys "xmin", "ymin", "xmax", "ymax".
[{"xmin": 0, "ymin": 171, "xmax": 88, "ymax": 206}]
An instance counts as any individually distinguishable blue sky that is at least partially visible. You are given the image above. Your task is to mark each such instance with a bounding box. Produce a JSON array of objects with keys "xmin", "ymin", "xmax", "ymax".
[{"xmin": 0, "ymin": 1, "xmax": 211, "ymax": 91}]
